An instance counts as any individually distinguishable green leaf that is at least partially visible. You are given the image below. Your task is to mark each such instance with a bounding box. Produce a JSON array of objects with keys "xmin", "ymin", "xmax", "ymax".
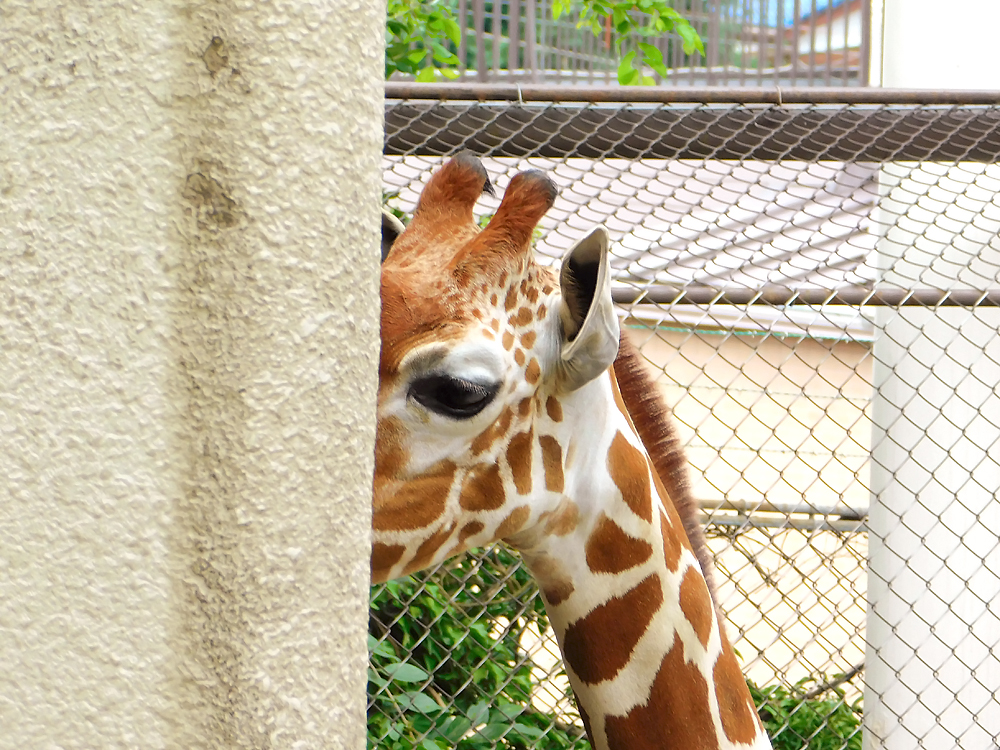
[
  {"xmin": 617, "ymin": 50, "xmax": 639, "ymax": 86},
  {"xmin": 512, "ymin": 722, "xmax": 544, "ymax": 738},
  {"xmin": 439, "ymin": 716, "xmax": 473, "ymax": 743},
  {"xmin": 442, "ymin": 18, "xmax": 461, "ymax": 46},
  {"xmin": 677, "ymin": 22, "xmax": 705, "ymax": 56},
  {"xmin": 467, "ymin": 701, "xmax": 490, "ymax": 726},
  {"xmin": 439, "ymin": 67, "xmax": 460, "ymax": 80},
  {"xmin": 407, "ymin": 48, "xmax": 427, "ymax": 64},
  {"xmin": 637, "ymin": 42, "xmax": 669, "ymax": 79},
  {"xmin": 395, "ymin": 690, "xmax": 444, "ymax": 714},
  {"xmin": 415, "ymin": 66, "xmax": 437, "ymax": 82},
  {"xmin": 492, "ymin": 700, "xmax": 527, "ymax": 720},
  {"xmin": 383, "ymin": 663, "xmax": 429, "ymax": 683},
  {"xmin": 476, "ymin": 723, "xmax": 508, "ymax": 741},
  {"xmin": 612, "ymin": 7, "xmax": 629, "ymax": 30},
  {"xmin": 408, "ymin": 692, "xmax": 445, "ymax": 714},
  {"xmin": 419, "ymin": 739, "xmax": 446, "ymax": 750},
  {"xmin": 430, "ymin": 41, "xmax": 458, "ymax": 65}
]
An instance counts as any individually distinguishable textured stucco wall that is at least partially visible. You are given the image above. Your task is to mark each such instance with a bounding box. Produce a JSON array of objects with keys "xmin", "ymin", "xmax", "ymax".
[{"xmin": 0, "ymin": 2, "xmax": 381, "ymax": 748}]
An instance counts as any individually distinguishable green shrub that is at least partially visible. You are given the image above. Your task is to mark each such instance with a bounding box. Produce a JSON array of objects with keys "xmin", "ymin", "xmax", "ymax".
[
  {"xmin": 750, "ymin": 679, "xmax": 863, "ymax": 750},
  {"xmin": 369, "ymin": 548, "xmax": 862, "ymax": 750}
]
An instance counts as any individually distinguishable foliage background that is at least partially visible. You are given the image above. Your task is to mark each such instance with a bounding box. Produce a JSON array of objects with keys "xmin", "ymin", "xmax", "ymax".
[
  {"xmin": 368, "ymin": 547, "xmax": 862, "ymax": 750},
  {"xmin": 384, "ymin": 0, "xmax": 704, "ymax": 85}
]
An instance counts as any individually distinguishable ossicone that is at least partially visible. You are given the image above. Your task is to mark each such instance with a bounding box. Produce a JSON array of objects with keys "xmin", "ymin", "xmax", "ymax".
[{"xmin": 411, "ymin": 151, "xmax": 495, "ymax": 225}]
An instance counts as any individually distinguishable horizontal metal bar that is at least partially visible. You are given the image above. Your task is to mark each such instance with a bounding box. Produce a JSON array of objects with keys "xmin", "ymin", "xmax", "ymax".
[
  {"xmin": 699, "ymin": 498, "xmax": 868, "ymax": 519},
  {"xmin": 702, "ymin": 513, "xmax": 867, "ymax": 533},
  {"xmin": 611, "ymin": 286, "xmax": 1000, "ymax": 307},
  {"xmin": 384, "ymin": 101, "xmax": 1000, "ymax": 162},
  {"xmin": 386, "ymin": 83, "xmax": 1000, "ymax": 106}
]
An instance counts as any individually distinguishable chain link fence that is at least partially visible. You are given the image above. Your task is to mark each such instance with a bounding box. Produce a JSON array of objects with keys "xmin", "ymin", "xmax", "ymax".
[{"xmin": 370, "ymin": 87, "xmax": 1000, "ymax": 750}]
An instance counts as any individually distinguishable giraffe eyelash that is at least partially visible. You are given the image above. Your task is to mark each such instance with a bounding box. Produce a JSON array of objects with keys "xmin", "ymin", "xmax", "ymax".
[{"xmin": 409, "ymin": 374, "xmax": 500, "ymax": 420}]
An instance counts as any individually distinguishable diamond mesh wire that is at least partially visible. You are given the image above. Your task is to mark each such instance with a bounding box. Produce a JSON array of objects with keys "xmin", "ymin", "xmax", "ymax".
[{"xmin": 371, "ymin": 96, "xmax": 1000, "ymax": 750}]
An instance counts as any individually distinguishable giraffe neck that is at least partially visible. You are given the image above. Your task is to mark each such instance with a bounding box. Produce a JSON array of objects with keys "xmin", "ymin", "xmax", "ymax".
[{"xmin": 510, "ymin": 370, "xmax": 770, "ymax": 750}]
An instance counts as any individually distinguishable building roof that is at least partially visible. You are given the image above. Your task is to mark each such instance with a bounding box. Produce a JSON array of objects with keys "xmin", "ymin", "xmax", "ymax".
[{"xmin": 757, "ymin": 0, "xmax": 856, "ymax": 28}]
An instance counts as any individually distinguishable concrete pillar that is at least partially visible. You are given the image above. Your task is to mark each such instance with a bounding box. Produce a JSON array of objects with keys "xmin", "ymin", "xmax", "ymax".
[
  {"xmin": 865, "ymin": 2, "xmax": 1000, "ymax": 748},
  {"xmin": 0, "ymin": 2, "xmax": 382, "ymax": 748}
]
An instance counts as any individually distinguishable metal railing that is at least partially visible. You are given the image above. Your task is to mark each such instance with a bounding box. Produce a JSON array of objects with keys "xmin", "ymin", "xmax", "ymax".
[
  {"xmin": 434, "ymin": 0, "xmax": 873, "ymax": 87},
  {"xmin": 371, "ymin": 85, "xmax": 1000, "ymax": 750}
]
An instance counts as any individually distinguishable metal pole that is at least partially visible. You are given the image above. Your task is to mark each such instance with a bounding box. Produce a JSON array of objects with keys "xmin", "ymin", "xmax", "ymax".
[{"xmin": 383, "ymin": 81, "xmax": 1000, "ymax": 104}]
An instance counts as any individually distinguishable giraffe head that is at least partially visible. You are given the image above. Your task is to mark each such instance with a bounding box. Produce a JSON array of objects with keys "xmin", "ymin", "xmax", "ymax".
[
  {"xmin": 372, "ymin": 153, "xmax": 620, "ymax": 581},
  {"xmin": 373, "ymin": 155, "xmax": 771, "ymax": 750}
]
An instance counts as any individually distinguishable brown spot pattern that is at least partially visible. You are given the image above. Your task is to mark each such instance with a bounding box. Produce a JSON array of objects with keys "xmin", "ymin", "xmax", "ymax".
[
  {"xmin": 517, "ymin": 397, "xmax": 533, "ymax": 417},
  {"xmin": 530, "ymin": 554, "xmax": 576, "ymax": 606},
  {"xmin": 372, "ymin": 460, "xmax": 456, "ymax": 531},
  {"xmin": 537, "ymin": 304, "xmax": 547, "ymax": 320},
  {"xmin": 374, "ymin": 417, "xmax": 408, "ymax": 485},
  {"xmin": 502, "ymin": 331, "xmax": 515, "ymax": 350},
  {"xmin": 585, "ymin": 514, "xmax": 654, "ymax": 575},
  {"xmin": 404, "ymin": 522, "xmax": 456, "ymax": 574},
  {"xmin": 497, "ymin": 505, "xmax": 531, "ymax": 538},
  {"xmin": 504, "ymin": 286, "xmax": 518, "ymax": 311},
  {"xmin": 545, "ymin": 396, "xmax": 563, "ymax": 423},
  {"xmin": 520, "ymin": 331, "xmax": 536, "ymax": 349},
  {"xmin": 459, "ymin": 463, "xmax": 506, "ymax": 511},
  {"xmin": 459, "ymin": 520, "xmax": 485, "ymax": 541},
  {"xmin": 510, "ymin": 306, "xmax": 533, "ymax": 327},
  {"xmin": 507, "ymin": 429, "xmax": 534, "ymax": 495},
  {"xmin": 651, "ymin": 460, "xmax": 695, "ymax": 562},
  {"xmin": 714, "ymin": 643, "xmax": 760, "ymax": 745},
  {"xmin": 562, "ymin": 574, "xmax": 662, "ymax": 685},
  {"xmin": 608, "ymin": 432, "xmax": 653, "ymax": 523},
  {"xmin": 660, "ymin": 511, "xmax": 682, "ymax": 572},
  {"xmin": 471, "ymin": 407, "xmax": 513, "ymax": 455},
  {"xmin": 604, "ymin": 638, "xmax": 721, "ymax": 750},
  {"xmin": 543, "ymin": 497, "xmax": 579, "ymax": 535},
  {"xmin": 525, "ymin": 358, "xmax": 541, "ymax": 385},
  {"xmin": 371, "ymin": 543, "xmax": 406, "ymax": 577},
  {"xmin": 544, "ymin": 580, "xmax": 575, "ymax": 606},
  {"xmin": 538, "ymin": 435, "xmax": 565, "ymax": 492},
  {"xmin": 679, "ymin": 566, "xmax": 714, "ymax": 648},
  {"xmin": 514, "ymin": 348, "xmax": 526, "ymax": 366}
]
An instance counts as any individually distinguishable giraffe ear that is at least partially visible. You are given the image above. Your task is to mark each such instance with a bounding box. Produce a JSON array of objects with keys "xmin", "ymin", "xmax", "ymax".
[
  {"xmin": 556, "ymin": 227, "xmax": 620, "ymax": 392},
  {"xmin": 381, "ymin": 208, "xmax": 406, "ymax": 263}
]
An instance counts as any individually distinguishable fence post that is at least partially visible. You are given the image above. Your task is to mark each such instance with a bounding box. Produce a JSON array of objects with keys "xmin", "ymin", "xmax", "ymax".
[
  {"xmin": 0, "ymin": 2, "xmax": 381, "ymax": 747},
  {"xmin": 865, "ymin": 2, "xmax": 1000, "ymax": 748}
]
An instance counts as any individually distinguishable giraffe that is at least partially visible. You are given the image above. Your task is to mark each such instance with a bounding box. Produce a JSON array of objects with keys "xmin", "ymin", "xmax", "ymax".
[{"xmin": 373, "ymin": 152, "xmax": 772, "ymax": 750}]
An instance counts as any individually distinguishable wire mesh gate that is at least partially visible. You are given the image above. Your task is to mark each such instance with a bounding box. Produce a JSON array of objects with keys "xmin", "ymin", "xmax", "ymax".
[{"xmin": 370, "ymin": 86, "xmax": 1000, "ymax": 750}]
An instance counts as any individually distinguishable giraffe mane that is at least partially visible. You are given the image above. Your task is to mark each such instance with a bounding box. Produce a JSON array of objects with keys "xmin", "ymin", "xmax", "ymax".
[{"xmin": 612, "ymin": 333, "xmax": 720, "ymax": 606}]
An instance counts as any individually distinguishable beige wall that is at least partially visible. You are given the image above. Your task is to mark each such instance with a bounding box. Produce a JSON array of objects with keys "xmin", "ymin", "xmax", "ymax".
[
  {"xmin": 0, "ymin": 2, "xmax": 381, "ymax": 748},
  {"xmin": 629, "ymin": 325, "xmax": 872, "ymax": 692}
]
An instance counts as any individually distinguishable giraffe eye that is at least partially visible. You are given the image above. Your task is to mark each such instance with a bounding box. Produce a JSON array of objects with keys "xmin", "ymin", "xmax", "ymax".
[{"xmin": 409, "ymin": 375, "xmax": 500, "ymax": 419}]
